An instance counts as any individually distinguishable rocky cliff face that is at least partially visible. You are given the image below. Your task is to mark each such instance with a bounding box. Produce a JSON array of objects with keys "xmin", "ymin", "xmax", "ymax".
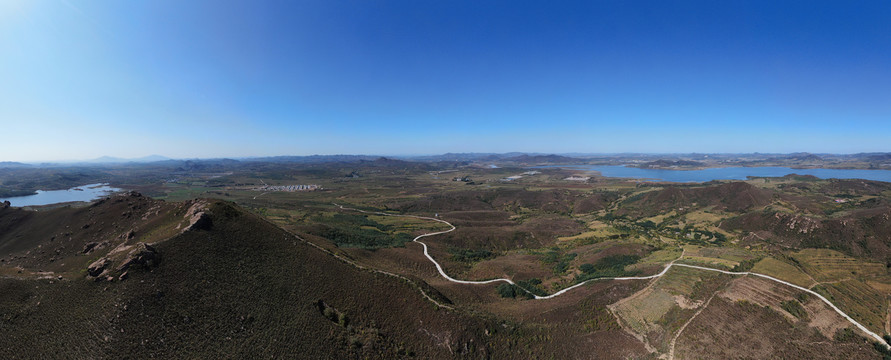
[{"xmin": 182, "ymin": 199, "xmax": 212, "ymax": 232}]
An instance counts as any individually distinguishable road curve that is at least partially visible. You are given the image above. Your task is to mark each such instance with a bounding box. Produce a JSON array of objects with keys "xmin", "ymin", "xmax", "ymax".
[{"xmin": 333, "ymin": 204, "xmax": 889, "ymax": 347}]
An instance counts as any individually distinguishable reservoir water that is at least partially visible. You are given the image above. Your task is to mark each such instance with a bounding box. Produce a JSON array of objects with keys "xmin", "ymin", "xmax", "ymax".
[
  {"xmin": 0, "ymin": 183, "xmax": 122, "ymax": 207},
  {"xmin": 536, "ymin": 165, "xmax": 891, "ymax": 183}
]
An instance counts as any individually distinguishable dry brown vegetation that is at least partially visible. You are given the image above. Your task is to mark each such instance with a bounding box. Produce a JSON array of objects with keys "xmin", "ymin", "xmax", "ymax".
[
  {"xmin": 617, "ymin": 182, "xmax": 775, "ymax": 217},
  {"xmin": 3, "ymin": 161, "xmax": 891, "ymax": 359},
  {"xmin": 676, "ymin": 297, "xmax": 878, "ymax": 359}
]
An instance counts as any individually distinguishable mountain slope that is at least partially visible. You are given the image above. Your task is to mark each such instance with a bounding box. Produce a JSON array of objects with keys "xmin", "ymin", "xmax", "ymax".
[
  {"xmin": 0, "ymin": 196, "xmax": 506, "ymax": 358},
  {"xmin": 618, "ymin": 182, "xmax": 775, "ymax": 217}
]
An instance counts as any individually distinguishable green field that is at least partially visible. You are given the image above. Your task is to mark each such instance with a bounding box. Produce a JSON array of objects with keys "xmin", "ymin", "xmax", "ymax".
[{"xmin": 750, "ymin": 258, "xmax": 816, "ymax": 288}]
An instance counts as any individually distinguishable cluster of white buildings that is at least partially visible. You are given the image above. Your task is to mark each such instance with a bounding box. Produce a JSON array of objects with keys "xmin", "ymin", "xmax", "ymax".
[
  {"xmin": 256, "ymin": 184, "xmax": 320, "ymax": 192},
  {"xmin": 500, "ymin": 171, "xmax": 541, "ymax": 182},
  {"xmin": 500, "ymin": 175, "xmax": 524, "ymax": 181}
]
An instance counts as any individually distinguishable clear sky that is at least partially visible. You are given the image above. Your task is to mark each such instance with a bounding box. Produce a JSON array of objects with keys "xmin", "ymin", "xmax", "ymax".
[{"xmin": 1, "ymin": 0, "xmax": 889, "ymax": 162}]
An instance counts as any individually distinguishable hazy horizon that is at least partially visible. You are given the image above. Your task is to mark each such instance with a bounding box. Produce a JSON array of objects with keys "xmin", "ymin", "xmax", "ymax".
[
  {"xmin": 7, "ymin": 150, "xmax": 891, "ymax": 165},
  {"xmin": 2, "ymin": 1, "xmax": 889, "ymax": 162}
]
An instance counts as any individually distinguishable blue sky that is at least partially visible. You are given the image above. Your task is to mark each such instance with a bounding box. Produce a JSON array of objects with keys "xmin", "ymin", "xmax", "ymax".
[{"xmin": 1, "ymin": 0, "xmax": 889, "ymax": 161}]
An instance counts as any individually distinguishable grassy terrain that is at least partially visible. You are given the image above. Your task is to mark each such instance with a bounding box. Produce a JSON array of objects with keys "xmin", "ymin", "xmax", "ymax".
[
  {"xmin": 611, "ymin": 265, "xmax": 727, "ymax": 352},
  {"xmin": 628, "ymin": 247, "xmax": 682, "ymax": 268},
  {"xmin": 815, "ymin": 279, "xmax": 887, "ymax": 335},
  {"xmin": 612, "ymin": 286, "xmax": 677, "ymax": 336},
  {"xmin": 751, "ymin": 257, "xmax": 816, "ymax": 288},
  {"xmin": 792, "ymin": 248, "xmax": 886, "ymax": 282},
  {"xmin": 303, "ymin": 213, "xmax": 416, "ymax": 249}
]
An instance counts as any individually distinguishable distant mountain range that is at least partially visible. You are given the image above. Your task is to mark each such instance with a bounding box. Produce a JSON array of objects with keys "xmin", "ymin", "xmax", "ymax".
[
  {"xmin": 637, "ymin": 159, "xmax": 706, "ymax": 168},
  {"xmin": 6, "ymin": 152, "xmax": 891, "ymax": 168},
  {"xmin": 0, "ymin": 162, "xmax": 31, "ymax": 168},
  {"xmin": 85, "ymin": 155, "xmax": 171, "ymax": 163},
  {"xmin": 244, "ymin": 155, "xmax": 383, "ymax": 163},
  {"xmin": 501, "ymin": 154, "xmax": 586, "ymax": 164}
]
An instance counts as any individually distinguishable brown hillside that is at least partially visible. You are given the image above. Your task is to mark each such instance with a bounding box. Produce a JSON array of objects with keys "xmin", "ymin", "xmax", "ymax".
[
  {"xmin": 821, "ymin": 179, "xmax": 891, "ymax": 196},
  {"xmin": 0, "ymin": 192, "xmax": 187, "ymax": 275},
  {"xmin": 619, "ymin": 182, "xmax": 774, "ymax": 217},
  {"xmin": 0, "ymin": 195, "xmax": 646, "ymax": 359},
  {"xmin": 0, "ymin": 197, "xmax": 532, "ymax": 358},
  {"xmin": 392, "ymin": 188, "xmax": 614, "ymax": 215},
  {"xmin": 723, "ymin": 207, "xmax": 891, "ymax": 261}
]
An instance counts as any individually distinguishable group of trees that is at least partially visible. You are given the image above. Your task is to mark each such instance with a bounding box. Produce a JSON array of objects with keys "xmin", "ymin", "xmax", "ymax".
[
  {"xmin": 449, "ymin": 248, "xmax": 495, "ymax": 263},
  {"xmin": 496, "ymin": 278, "xmax": 548, "ymax": 299},
  {"xmin": 575, "ymin": 254, "xmax": 640, "ymax": 282},
  {"xmin": 542, "ymin": 248, "xmax": 577, "ymax": 274},
  {"xmin": 497, "ymin": 283, "xmax": 532, "ymax": 299},
  {"xmin": 307, "ymin": 214, "xmax": 413, "ymax": 249}
]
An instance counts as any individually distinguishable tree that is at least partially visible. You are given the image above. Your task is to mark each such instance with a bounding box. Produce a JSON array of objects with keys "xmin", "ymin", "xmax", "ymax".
[
  {"xmin": 497, "ymin": 283, "xmax": 517, "ymax": 298},
  {"xmin": 579, "ymin": 263, "xmax": 596, "ymax": 274}
]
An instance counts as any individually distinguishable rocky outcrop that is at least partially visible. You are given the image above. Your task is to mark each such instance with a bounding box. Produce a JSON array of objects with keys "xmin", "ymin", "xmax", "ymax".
[
  {"xmin": 187, "ymin": 212, "xmax": 211, "ymax": 231},
  {"xmin": 83, "ymin": 241, "xmax": 109, "ymax": 254},
  {"xmin": 183, "ymin": 200, "xmax": 212, "ymax": 232},
  {"xmin": 87, "ymin": 257, "xmax": 110, "ymax": 277},
  {"xmin": 82, "ymin": 242, "xmax": 98, "ymax": 254},
  {"xmin": 86, "ymin": 242, "xmax": 159, "ymax": 281},
  {"xmin": 775, "ymin": 212, "xmax": 821, "ymax": 234},
  {"xmin": 116, "ymin": 242, "xmax": 160, "ymax": 272}
]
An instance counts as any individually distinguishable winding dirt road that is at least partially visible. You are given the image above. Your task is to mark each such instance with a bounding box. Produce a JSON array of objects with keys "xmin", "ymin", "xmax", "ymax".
[{"xmin": 334, "ymin": 204, "xmax": 889, "ymax": 347}]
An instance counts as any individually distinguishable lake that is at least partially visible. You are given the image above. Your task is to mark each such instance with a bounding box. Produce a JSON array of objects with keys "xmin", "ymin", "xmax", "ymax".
[
  {"xmin": 536, "ymin": 165, "xmax": 891, "ymax": 183},
  {"xmin": 0, "ymin": 183, "xmax": 122, "ymax": 207}
]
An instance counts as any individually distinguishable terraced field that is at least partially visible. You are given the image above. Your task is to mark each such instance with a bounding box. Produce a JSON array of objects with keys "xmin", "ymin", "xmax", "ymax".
[
  {"xmin": 626, "ymin": 248, "xmax": 683, "ymax": 272},
  {"xmin": 683, "ymin": 246, "xmax": 755, "ymax": 263},
  {"xmin": 610, "ymin": 266, "xmax": 720, "ymax": 351},
  {"xmin": 611, "ymin": 285, "xmax": 677, "ymax": 338},
  {"xmin": 658, "ymin": 266, "xmax": 713, "ymax": 295},
  {"xmin": 719, "ymin": 276, "xmax": 799, "ymax": 318},
  {"xmin": 792, "ymin": 249, "xmax": 886, "ymax": 282},
  {"xmin": 751, "ymin": 258, "xmax": 816, "ymax": 288},
  {"xmin": 816, "ymin": 279, "xmax": 888, "ymax": 334}
]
